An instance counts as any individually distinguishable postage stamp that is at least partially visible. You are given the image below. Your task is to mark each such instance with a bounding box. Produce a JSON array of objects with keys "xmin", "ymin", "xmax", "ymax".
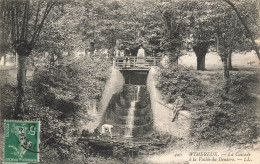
[{"xmin": 3, "ymin": 120, "xmax": 40, "ymax": 163}]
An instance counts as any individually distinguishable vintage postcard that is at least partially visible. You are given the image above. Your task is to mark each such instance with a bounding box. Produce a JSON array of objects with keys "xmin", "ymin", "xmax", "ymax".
[{"xmin": 0, "ymin": 0, "xmax": 259, "ymax": 163}]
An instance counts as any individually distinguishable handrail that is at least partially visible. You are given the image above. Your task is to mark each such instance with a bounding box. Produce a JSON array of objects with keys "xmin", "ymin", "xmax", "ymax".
[
  {"xmin": 109, "ymin": 56, "xmax": 162, "ymax": 59},
  {"xmin": 109, "ymin": 56, "xmax": 162, "ymax": 68}
]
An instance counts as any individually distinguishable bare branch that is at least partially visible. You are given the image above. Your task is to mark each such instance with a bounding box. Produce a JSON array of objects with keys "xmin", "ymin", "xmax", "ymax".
[
  {"xmin": 15, "ymin": 3, "xmax": 19, "ymax": 39},
  {"xmin": 25, "ymin": 1, "xmax": 29, "ymax": 40},
  {"xmin": 21, "ymin": 1, "xmax": 28, "ymax": 40},
  {"xmin": 33, "ymin": 2, "xmax": 40, "ymax": 33},
  {"xmin": 11, "ymin": 2, "xmax": 15, "ymax": 42},
  {"xmin": 30, "ymin": 1, "xmax": 56, "ymax": 46},
  {"xmin": 30, "ymin": 2, "xmax": 50, "ymax": 43}
]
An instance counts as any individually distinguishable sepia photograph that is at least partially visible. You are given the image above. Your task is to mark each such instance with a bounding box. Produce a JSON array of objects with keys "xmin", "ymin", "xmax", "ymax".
[{"xmin": 0, "ymin": 0, "xmax": 260, "ymax": 163}]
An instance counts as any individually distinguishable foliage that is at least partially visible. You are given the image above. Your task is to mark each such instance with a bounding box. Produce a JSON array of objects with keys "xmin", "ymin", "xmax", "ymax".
[
  {"xmin": 33, "ymin": 53, "xmax": 110, "ymax": 100},
  {"xmin": 36, "ymin": 0, "xmax": 150, "ymax": 53},
  {"xmin": 157, "ymin": 64, "xmax": 206, "ymax": 105},
  {"xmin": 0, "ymin": 84, "xmax": 17, "ymax": 119},
  {"xmin": 33, "ymin": 0, "xmax": 194, "ymax": 58},
  {"xmin": 191, "ymin": 73, "xmax": 259, "ymax": 145},
  {"xmin": 1, "ymin": 83, "xmax": 89, "ymax": 163},
  {"xmin": 26, "ymin": 53, "xmax": 109, "ymax": 161},
  {"xmin": 157, "ymin": 65, "xmax": 259, "ymax": 146}
]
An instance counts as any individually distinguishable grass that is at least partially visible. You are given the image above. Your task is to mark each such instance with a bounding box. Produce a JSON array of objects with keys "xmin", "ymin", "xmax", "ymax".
[
  {"xmin": 158, "ymin": 64, "xmax": 260, "ymax": 147},
  {"xmin": 195, "ymin": 70, "xmax": 260, "ymax": 117}
]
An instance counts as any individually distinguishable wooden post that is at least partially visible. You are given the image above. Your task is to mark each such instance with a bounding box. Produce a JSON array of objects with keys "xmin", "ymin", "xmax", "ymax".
[{"xmin": 16, "ymin": 53, "xmax": 18, "ymax": 68}]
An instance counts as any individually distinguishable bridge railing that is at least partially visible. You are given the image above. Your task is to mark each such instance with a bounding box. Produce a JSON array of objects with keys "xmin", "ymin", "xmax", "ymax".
[{"xmin": 109, "ymin": 56, "xmax": 162, "ymax": 68}]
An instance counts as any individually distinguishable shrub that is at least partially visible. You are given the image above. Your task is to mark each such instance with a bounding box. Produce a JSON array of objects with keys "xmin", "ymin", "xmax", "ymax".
[
  {"xmin": 27, "ymin": 54, "xmax": 110, "ymax": 161},
  {"xmin": 157, "ymin": 64, "xmax": 206, "ymax": 109},
  {"xmin": 0, "ymin": 84, "xmax": 17, "ymax": 119},
  {"xmin": 157, "ymin": 65, "xmax": 259, "ymax": 146},
  {"xmin": 33, "ymin": 54, "xmax": 110, "ymax": 100}
]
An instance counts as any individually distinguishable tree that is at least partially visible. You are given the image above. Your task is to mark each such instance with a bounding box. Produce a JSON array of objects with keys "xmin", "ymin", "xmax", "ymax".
[
  {"xmin": 185, "ymin": 0, "xmax": 258, "ymax": 76},
  {"xmin": 210, "ymin": 0, "xmax": 259, "ymax": 79},
  {"xmin": 1, "ymin": 0, "xmax": 56, "ymax": 119},
  {"xmin": 223, "ymin": 0, "xmax": 260, "ymax": 60},
  {"xmin": 154, "ymin": 0, "xmax": 192, "ymax": 64},
  {"xmin": 188, "ymin": 0, "xmax": 213, "ymax": 70},
  {"xmin": 33, "ymin": 0, "xmax": 89, "ymax": 69}
]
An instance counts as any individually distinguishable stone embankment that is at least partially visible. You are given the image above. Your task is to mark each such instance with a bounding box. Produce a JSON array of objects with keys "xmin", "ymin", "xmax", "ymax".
[
  {"xmin": 147, "ymin": 66, "xmax": 191, "ymax": 138},
  {"xmin": 86, "ymin": 67, "xmax": 125, "ymax": 132}
]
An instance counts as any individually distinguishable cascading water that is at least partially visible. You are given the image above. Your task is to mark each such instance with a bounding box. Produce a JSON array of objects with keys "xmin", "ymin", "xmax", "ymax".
[
  {"xmin": 125, "ymin": 85, "xmax": 141, "ymax": 137},
  {"xmin": 136, "ymin": 85, "xmax": 140, "ymax": 101},
  {"xmin": 124, "ymin": 101, "xmax": 136, "ymax": 137}
]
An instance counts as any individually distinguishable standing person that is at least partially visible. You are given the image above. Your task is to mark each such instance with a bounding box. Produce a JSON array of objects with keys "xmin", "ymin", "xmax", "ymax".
[
  {"xmin": 125, "ymin": 48, "xmax": 131, "ymax": 56},
  {"xmin": 113, "ymin": 47, "xmax": 120, "ymax": 67},
  {"xmin": 137, "ymin": 45, "xmax": 145, "ymax": 58},
  {"xmin": 125, "ymin": 48, "xmax": 131, "ymax": 68},
  {"xmin": 136, "ymin": 45, "xmax": 146, "ymax": 66},
  {"xmin": 119, "ymin": 49, "xmax": 125, "ymax": 57},
  {"xmin": 114, "ymin": 48, "xmax": 120, "ymax": 57}
]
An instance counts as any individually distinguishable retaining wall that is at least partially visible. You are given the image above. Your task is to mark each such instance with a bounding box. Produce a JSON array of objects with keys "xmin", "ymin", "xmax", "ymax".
[
  {"xmin": 147, "ymin": 66, "xmax": 191, "ymax": 138},
  {"xmin": 86, "ymin": 67, "xmax": 125, "ymax": 132}
]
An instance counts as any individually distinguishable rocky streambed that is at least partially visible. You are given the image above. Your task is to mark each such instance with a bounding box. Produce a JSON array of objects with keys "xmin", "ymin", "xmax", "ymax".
[{"xmin": 78, "ymin": 135, "xmax": 169, "ymax": 161}]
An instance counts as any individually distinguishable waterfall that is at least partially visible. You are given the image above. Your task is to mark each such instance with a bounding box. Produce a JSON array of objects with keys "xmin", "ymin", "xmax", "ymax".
[
  {"xmin": 125, "ymin": 85, "xmax": 140, "ymax": 138},
  {"xmin": 125, "ymin": 101, "xmax": 136, "ymax": 137},
  {"xmin": 136, "ymin": 85, "xmax": 140, "ymax": 101}
]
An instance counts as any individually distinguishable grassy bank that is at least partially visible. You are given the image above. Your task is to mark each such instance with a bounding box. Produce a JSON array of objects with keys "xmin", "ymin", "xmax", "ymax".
[
  {"xmin": 157, "ymin": 65, "xmax": 260, "ymax": 147},
  {"xmin": 0, "ymin": 55, "xmax": 111, "ymax": 163}
]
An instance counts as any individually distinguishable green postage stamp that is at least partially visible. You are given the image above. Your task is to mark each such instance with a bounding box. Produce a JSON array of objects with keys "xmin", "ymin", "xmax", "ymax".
[{"xmin": 3, "ymin": 120, "xmax": 40, "ymax": 163}]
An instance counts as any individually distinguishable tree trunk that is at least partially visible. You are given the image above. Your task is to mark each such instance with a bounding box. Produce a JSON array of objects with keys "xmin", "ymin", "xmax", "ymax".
[
  {"xmin": 15, "ymin": 53, "xmax": 18, "ymax": 68},
  {"xmin": 15, "ymin": 55, "xmax": 28, "ymax": 119},
  {"xmin": 196, "ymin": 55, "xmax": 206, "ymax": 70},
  {"xmin": 3, "ymin": 54, "xmax": 6, "ymax": 65},
  {"xmin": 227, "ymin": 50, "xmax": 232, "ymax": 70},
  {"xmin": 223, "ymin": 58, "xmax": 229, "ymax": 79},
  {"xmin": 221, "ymin": 53, "xmax": 230, "ymax": 79},
  {"xmin": 222, "ymin": 55, "xmax": 230, "ymax": 93},
  {"xmin": 89, "ymin": 42, "xmax": 95, "ymax": 55},
  {"xmin": 31, "ymin": 54, "xmax": 35, "ymax": 67},
  {"xmin": 193, "ymin": 42, "xmax": 208, "ymax": 70}
]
